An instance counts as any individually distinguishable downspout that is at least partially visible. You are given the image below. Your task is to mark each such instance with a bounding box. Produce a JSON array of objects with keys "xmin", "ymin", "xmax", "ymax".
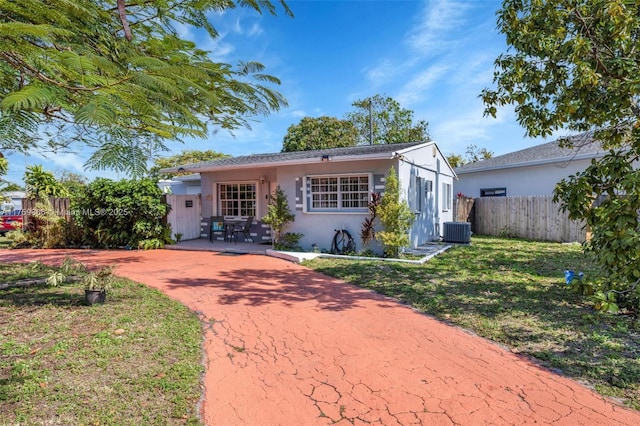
[{"xmin": 435, "ymin": 159, "xmax": 441, "ymax": 239}]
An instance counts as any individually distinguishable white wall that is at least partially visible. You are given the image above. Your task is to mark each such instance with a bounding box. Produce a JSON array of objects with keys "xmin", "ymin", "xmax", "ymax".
[
  {"xmin": 276, "ymin": 158, "xmax": 395, "ymax": 253},
  {"xmin": 158, "ymin": 180, "xmax": 201, "ymax": 195},
  {"xmin": 398, "ymin": 144, "xmax": 455, "ymax": 244},
  {"xmin": 454, "ymin": 158, "xmax": 593, "ymax": 198}
]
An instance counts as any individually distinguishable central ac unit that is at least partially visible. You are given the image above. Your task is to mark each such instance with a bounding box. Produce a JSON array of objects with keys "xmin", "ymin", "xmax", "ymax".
[{"xmin": 443, "ymin": 222, "xmax": 471, "ymax": 243}]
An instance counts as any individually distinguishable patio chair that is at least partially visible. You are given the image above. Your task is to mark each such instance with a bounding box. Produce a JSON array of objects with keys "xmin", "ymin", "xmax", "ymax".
[
  {"xmin": 233, "ymin": 216, "xmax": 254, "ymax": 243},
  {"xmin": 210, "ymin": 216, "xmax": 228, "ymax": 242}
]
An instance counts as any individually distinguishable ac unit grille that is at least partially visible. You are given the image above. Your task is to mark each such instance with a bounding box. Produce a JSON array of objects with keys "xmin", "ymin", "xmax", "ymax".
[{"xmin": 443, "ymin": 222, "xmax": 471, "ymax": 243}]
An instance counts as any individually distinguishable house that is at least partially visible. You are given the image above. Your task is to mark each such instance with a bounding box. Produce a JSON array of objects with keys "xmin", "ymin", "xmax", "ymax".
[
  {"xmin": 158, "ymin": 173, "xmax": 202, "ymax": 195},
  {"xmin": 454, "ymin": 133, "xmax": 606, "ymax": 198},
  {"xmin": 161, "ymin": 141, "xmax": 456, "ymax": 252},
  {"xmin": 1, "ymin": 190, "xmax": 26, "ymax": 212}
]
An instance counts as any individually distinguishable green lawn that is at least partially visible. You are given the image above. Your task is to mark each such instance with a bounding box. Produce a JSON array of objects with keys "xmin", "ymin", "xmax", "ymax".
[
  {"xmin": 0, "ymin": 261, "xmax": 203, "ymax": 425},
  {"xmin": 305, "ymin": 235, "xmax": 640, "ymax": 410},
  {"xmin": 0, "ymin": 235, "xmax": 11, "ymax": 249}
]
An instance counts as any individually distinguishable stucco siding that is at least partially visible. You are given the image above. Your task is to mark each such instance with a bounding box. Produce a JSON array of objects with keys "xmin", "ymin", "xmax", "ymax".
[
  {"xmin": 196, "ymin": 142, "xmax": 456, "ymax": 251},
  {"xmin": 454, "ymin": 158, "xmax": 593, "ymax": 197},
  {"xmin": 398, "ymin": 144, "xmax": 455, "ymax": 244},
  {"xmin": 277, "ymin": 158, "xmax": 397, "ymax": 252}
]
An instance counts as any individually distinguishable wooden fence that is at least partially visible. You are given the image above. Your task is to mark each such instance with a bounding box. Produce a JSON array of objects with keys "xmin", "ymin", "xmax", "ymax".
[
  {"xmin": 22, "ymin": 197, "xmax": 72, "ymax": 229},
  {"xmin": 472, "ymin": 195, "xmax": 587, "ymax": 242}
]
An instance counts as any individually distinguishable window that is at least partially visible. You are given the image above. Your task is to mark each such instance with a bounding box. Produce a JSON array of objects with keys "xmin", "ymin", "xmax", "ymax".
[
  {"xmin": 443, "ymin": 182, "xmax": 452, "ymax": 211},
  {"xmin": 425, "ymin": 180, "xmax": 433, "ymax": 192},
  {"xmin": 308, "ymin": 174, "xmax": 370, "ymax": 212},
  {"xmin": 219, "ymin": 183, "xmax": 256, "ymax": 216},
  {"xmin": 480, "ymin": 187, "xmax": 507, "ymax": 197}
]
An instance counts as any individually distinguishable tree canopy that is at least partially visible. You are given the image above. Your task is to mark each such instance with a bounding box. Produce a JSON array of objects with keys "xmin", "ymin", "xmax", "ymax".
[
  {"xmin": 446, "ymin": 144, "xmax": 494, "ymax": 168},
  {"xmin": 346, "ymin": 95, "xmax": 430, "ymax": 145},
  {"xmin": 24, "ymin": 165, "xmax": 68, "ymax": 199},
  {"xmin": 0, "ymin": 0, "xmax": 291, "ymax": 174},
  {"xmin": 151, "ymin": 149, "xmax": 230, "ymax": 179},
  {"xmin": 281, "ymin": 116, "xmax": 358, "ymax": 152},
  {"xmin": 482, "ymin": 0, "xmax": 640, "ymax": 313}
]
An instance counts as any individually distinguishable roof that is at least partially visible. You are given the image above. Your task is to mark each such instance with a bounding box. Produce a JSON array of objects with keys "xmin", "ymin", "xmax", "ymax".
[
  {"xmin": 161, "ymin": 141, "xmax": 429, "ymax": 173},
  {"xmin": 455, "ymin": 133, "xmax": 606, "ymax": 174}
]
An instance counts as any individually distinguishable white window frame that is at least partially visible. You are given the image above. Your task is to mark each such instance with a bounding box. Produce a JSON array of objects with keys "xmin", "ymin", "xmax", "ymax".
[
  {"xmin": 218, "ymin": 181, "xmax": 257, "ymax": 217},
  {"xmin": 305, "ymin": 173, "xmax": 372, "ymax": 213},
  {"xmin": 442, "ymin": 182, "xmax": 452, "ymax": 212}
]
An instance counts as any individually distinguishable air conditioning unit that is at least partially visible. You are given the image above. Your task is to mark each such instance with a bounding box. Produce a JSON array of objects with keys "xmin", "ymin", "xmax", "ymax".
[{"xmin": 443, "ymin": 222, "xmax": 471, "ymax": 243}]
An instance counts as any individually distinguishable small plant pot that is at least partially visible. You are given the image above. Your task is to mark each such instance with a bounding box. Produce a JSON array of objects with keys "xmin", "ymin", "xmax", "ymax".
[{"xmin": 84, "ymin": 289, "xmax": 106, "ymax": 305}]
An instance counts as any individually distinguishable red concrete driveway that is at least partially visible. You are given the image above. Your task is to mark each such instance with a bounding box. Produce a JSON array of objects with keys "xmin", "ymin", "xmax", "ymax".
[{"xmin": 2, "ymin": 248, "xmax": 640, "ymax": 425}]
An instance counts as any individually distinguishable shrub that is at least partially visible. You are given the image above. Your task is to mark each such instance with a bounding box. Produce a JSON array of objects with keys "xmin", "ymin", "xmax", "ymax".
[
  {"xmin": 377, "ymin": 168, "xmax": 415, "ymax": 258},
  {"xmin": 72, "ymin": 178, "xmax": 170, "ymax": 248}
]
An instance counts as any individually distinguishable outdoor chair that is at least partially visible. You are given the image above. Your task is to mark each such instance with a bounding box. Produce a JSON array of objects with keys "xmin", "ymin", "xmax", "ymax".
[
  {"xmin": 210, "ymin": 216, "xmax": 228, "ymax": 242},
  {"xmin": 233, "ymin": 216, "xmax": 254, "ymax": 243}
]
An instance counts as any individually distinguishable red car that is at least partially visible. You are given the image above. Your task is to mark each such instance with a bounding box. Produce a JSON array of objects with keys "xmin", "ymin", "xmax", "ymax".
[{"xmin": 0, "ymin": 210, "xmax": 23, "ymax": 235}]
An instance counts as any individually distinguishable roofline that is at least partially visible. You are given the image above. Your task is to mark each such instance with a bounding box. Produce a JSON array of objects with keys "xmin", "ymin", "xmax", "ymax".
[
  {"xmin": 455, "ymin": 151, "xmax": 607, "ymax": 174},
  {"xmin": 160, "ymin": 143, "xmax": 432, "ymax": 174}
]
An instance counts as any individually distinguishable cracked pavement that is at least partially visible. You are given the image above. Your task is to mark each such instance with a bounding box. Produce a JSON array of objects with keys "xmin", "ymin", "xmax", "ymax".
[{"xmin": 3, "ymin": 249, "xmax": 640, "ymax": 425}]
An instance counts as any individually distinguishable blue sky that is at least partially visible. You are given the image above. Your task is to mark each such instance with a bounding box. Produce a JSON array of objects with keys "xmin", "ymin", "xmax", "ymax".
[{"xmin": 4, "ymin": 0, "xmax": 553, "ymax": 185}]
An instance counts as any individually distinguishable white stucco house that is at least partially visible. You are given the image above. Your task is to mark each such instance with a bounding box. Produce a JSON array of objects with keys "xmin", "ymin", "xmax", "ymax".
[
  {"xmin": 158, "ymin": 173, "xmax": 202, "ymax": 195},
  {"xmin": 1, "ymin": 190, "xmax": 26, "ymax": 212},
  {"xmin": 161, "ymin": 141, "xmax": 456, "ymax": 252},
  {"xmin": 454, "ymin": 133, "xmax": 606, "ymax": 198}
]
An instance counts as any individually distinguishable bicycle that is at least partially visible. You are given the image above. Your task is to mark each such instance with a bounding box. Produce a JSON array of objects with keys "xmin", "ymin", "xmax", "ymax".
[{"xmin": 331, "ymin": 228, "xmax": 356, "ymax": 255}]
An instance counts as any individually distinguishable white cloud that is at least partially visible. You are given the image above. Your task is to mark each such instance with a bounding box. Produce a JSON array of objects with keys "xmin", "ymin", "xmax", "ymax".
[
  {"xmin": 247, "ymin": 23, "xmax": 263, "ymax": 37},
  {"xmin": 406, "ymin": 0, "xmax": 472, "ymax": 56},
  {"xmin": 290, "ymin": 110, "xmax": 306, "ymax": 118},
  {"xmin": 364, "ymin": 60, "xmax": 397, "ymax": 86},
  {"xmin": 395, "ymin": 63, "xmax": 449, "ymax": 106}
]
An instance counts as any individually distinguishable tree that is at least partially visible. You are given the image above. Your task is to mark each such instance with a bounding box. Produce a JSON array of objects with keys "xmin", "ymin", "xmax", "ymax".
[
  {"xmin": 346, "ymin": 95, "xmax": 430, "ymax": 145},
  {"xmin": 0, "ymin": 0, "xmax": 292, "ymax": 174},
  {"xmin": 151, "ymin": 150, "xmax": 230, "ymax": 179},
  {"xmin": 446, "ymin": 154, "xmax": 465, "ymax": 169},
  {"xmin": 24, "ymin": 165, "xmax": 68, "ymax": 199},
  {"xmin": 465, "ymin": 144, "xmax": 493, "ymax": 163},
  {"xmin": 57, "ymin": 170, "xmax": 88, "ymax": 197},
  {"xmin": 481, "ymin": 0, "xmax": 640, "ymax": 313},
  {"xmin": 377, "ymin": 168, "xmax": 415, "ymax": 258},
  {"xmin": 261, "ymin": 185, "xmax": 295, "ymax": 247},
  {"xmin": 281, "ymin": 116, "xmax": 358, "ymax": 152},
  {"xmin": 0, "ymin": 153, "xmax": 8, "ymax": 204},
  {"xmin": 446, "ymin": 144, "xmax": 493, "ymax": 168}
]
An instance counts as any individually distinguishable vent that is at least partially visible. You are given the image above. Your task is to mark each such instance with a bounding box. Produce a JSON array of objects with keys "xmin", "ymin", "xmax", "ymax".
[{"xmin": 443, "ymin": 222, "xmax": 471, "ymax": 243}]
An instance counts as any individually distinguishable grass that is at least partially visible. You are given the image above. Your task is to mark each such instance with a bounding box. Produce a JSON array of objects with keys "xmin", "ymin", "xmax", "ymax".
[
  {"xmin": 0, "ymin": 235, "xmax": 11, "ymax": 249},
  {"xmin": 0, "ymin": 260, "xmax": 204, "ymax": 425},
  {"xmin": 305, "ymin": 235, "xmax": 640, "ymax": 411}
]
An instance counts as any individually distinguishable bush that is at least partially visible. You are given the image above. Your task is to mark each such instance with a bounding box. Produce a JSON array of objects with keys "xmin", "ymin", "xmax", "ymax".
[
  {"xmin": 72, "ymin": 178, "xmax": 170, "ymax": 248},
  {"xmin": 377, "ymin": 169, "xmax": 414, "ymax": 258}
]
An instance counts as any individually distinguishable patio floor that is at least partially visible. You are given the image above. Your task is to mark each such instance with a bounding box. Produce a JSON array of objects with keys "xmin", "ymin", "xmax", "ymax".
[
  {"xmin": 166, "ymin": 238, "xmax": 453, "ymax": 264},
  {"xmin": 166, "ymin": 237, "xmax": 271, "ymax": 255}
]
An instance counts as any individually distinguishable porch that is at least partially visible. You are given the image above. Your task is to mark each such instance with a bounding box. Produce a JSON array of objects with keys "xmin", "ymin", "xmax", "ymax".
[{"xmin": 165, "ymin": 237, "xmax": 271, "ymax": 255}]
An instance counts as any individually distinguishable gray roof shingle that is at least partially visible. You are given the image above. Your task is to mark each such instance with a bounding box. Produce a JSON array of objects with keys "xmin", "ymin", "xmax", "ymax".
[
  {"xmin": 455, "ymin": 133, "xmax": 605, "ymax": 174},
  {"xmin": 164, "ymin": 141, "xmax": 427, "ymax": 172}
]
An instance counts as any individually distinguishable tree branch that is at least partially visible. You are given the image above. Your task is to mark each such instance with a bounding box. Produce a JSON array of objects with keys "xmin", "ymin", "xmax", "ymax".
[
  {"xmin": 0, "ymin": 52, "xmax": 132, "ymax": 92},
  {"xmin": 117, "ymin": 0, "xmax": 132, "ymax": 41}
]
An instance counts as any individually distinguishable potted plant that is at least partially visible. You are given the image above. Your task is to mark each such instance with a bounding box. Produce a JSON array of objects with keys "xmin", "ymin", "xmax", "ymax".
[{"xmin": 83, "ymin": 266, "xmax": 115, "ymax": 305}]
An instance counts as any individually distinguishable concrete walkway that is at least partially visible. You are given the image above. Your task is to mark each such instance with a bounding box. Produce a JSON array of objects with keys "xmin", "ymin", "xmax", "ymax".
[{"xmin": 2, "ymin": 248, "xmax": 640, "ymax": 425}]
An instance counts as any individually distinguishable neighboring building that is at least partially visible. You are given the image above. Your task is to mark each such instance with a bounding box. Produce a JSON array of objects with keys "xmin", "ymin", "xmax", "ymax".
[
  {"xmin": 161, "ymin": 141, "xmax": 456, "ymax": 252},
  {"xmin": 1, "ymin": 191, "xmax": 26, "ymax": 212},
  {"xmin": 454, "ymin": 133, "xmax": 606, "ymax": 198},
  {"xmin": 158, "ymin": 173, "xmax": 201, "ymax": 195}
]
